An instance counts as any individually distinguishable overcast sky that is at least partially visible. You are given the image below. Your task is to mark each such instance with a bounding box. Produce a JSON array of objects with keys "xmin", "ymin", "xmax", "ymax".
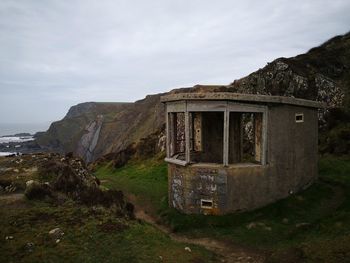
[{"xmin": 0, "ymin": 0, "xmax": 349, "ymax": 127}]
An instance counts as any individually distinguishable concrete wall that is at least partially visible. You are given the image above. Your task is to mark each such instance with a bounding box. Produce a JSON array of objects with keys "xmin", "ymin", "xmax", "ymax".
[{"xmin": 168, "ymin": 104, "xmax": 318, "ymax": 215}]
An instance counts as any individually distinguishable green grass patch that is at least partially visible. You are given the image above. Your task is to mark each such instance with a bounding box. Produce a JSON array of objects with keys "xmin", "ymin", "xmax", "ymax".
[
  {"xmin": 0, "ymin": 200, "xmax": 216, "ymax": 263},
  {"xmin": 95, "ymin": 156, "xmax": 168, "ymax": 212},
  {"xmin": 96, "ymin": 155, "xmax": 350, "ymax": 261}
]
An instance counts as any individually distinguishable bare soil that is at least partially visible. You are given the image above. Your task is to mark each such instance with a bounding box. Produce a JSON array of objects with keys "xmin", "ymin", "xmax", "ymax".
[{"xmin": 132, "ymin": 200, "xmax": 266, "ymax": 263}]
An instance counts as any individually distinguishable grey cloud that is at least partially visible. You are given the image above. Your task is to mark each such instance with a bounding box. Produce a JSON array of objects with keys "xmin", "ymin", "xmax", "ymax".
[{"xmin": 0, "ymin": 0, "xmax": 349, "ymax": 124}]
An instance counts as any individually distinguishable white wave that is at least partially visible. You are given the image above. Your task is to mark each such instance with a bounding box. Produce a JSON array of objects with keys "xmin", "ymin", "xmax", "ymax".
[
  {"xmin": 0, "ymin": 152, "xmax": 17, "ymax": 156},
  {"xmin": 0, "ymin": 136, "xmax": 34, "ymax": 144}
]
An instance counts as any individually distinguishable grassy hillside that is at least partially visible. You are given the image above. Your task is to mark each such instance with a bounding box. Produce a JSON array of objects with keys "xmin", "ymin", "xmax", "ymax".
[
  {"xmin": 0, "ymin": 155, "xmax": 217, "ymax": 263},
  {"xmin": 0, "ymin": 201, "xmax": 216, "ymax": 263},
  {"xmin": 96, "ymin": 155, "xmax": 350, "ymax": 262}
]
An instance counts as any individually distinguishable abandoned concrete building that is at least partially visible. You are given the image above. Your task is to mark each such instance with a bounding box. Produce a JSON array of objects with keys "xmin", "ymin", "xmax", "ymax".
[{"xmin": 161, "ymin": 92, "xmax": 323, "ymax": 215}]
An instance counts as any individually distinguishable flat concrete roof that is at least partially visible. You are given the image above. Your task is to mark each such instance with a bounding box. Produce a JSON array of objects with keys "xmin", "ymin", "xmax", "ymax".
[{"xmin": 161, "ymin": 92, "xmax": 325, "ymax": 108}]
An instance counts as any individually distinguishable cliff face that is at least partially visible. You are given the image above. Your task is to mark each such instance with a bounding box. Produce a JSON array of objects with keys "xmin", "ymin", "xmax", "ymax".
[
  {"xmin": 37, "ymin": 32, "xmax": 350, "ymax": 161},
  {"xmin": 36, "ymin": 96, "xmax": 165, "ymax": 162},
  {"xmin": 228, "ymin": 33, "xmax": 350, "ymax": 109}
]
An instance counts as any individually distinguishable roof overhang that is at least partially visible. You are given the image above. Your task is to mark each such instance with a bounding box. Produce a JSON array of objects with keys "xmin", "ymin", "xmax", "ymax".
[{"xmin": 161, "ymin": 92, "xmax": 325, "ymax": 108}]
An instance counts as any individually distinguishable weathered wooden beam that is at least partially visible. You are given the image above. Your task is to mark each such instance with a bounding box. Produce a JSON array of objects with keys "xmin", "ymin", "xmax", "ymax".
[
  {"xmin": 167, "ymin": 101, "xmax": 186, "ymax": 112},
  {"xmin": 254, "ymin": 113, "xmax": 263, "ymax": 163},
  {"xmin": 164, "ymin": 158, "xmax": 187, "ymax": 166},
  {"xmin": 166, "ymin": 112, "xmax": 170, "ymax": 158},
  {"xmin": 185, "ymin": 104, "xmax": 190, "ymax": 164},
  {"xmin": 262, "ymin": 110, "xmax": 268, "ymax": 165},
  {"xmin": 223, "ymin": 106, "xmax": 229, "ymax": 166}
]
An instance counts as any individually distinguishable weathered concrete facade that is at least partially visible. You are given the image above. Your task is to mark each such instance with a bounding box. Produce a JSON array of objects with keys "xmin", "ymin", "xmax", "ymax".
[{"xmin": 161, "ymin": 92, "xmax": 323, "ymax": 215}]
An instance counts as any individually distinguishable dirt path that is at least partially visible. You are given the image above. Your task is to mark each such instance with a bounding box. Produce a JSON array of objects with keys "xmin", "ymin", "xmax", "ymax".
[
  {"xmin": 133, "ymin": 204, "xmax": 265, "ymax": 263},
  {"xmin": 129, "ymin": 180, "xmax": 346, "ymax": 263},
  {"xmin": 0, "ymin": 193, "xmax": 24, "ymax": 202}
]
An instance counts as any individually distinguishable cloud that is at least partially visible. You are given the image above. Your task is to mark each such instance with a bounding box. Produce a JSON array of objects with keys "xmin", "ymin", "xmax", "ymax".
[{"xmin": 0, "ymin": 0, "xmax": 349, "ymax": 124}]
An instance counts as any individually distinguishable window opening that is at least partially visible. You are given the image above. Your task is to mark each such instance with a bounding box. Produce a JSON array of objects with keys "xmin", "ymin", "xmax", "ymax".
[
  {"xmin": 201, "ymin": 199, "xmax": 213, "ymax": 209},
  {"xmin": 229, "ymin": 112, "xmax": 263, "ymax": 164},
  {"xmin": 189, "ymin": 112, "xmax": 224, "ymax": 164},
  {"xmin": 295, "ymin": 113, "xmax": 304, "ymax": 123},
  {"xmin": 168, "ymin": 112, "xmax": 186, "ymax": 161}
]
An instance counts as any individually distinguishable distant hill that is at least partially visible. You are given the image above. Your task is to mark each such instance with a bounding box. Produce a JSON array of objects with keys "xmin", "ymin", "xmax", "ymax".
[{"xmin": 36, "ymin": 32, "xmax": 350, "ymax": 161}]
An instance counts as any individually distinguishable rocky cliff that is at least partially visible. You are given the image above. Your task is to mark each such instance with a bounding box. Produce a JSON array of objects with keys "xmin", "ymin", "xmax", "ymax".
[
  {"xmin": 228, "ymin": 33, "xmax": 350, "ymax": 109},
  {"xmin": 37, "ymin": 32, "xmax": 350, "ymax": 161},
  {"xmin": 37, "ymin": 96, "xmax": 165, "ymax": 162}
]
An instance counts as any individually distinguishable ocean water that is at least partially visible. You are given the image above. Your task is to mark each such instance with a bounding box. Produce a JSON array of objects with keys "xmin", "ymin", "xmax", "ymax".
[
  {"xmin": 0, "ymin": 152, "xmax": 17, "ymax": 156},
  {"xmin": 0, "ymin": 136, "xmax": 34, "ymax": 144},
  {"xmin": 0, "ymin": 122, "xmax": 50, "ymax": 137},
  {"xmin": 0, "ymin": 136, "xmax": 34, "ymax": 156},
  {"xmin": 0, "ymin": 123, "xmax": 50, "ymax": 156}
]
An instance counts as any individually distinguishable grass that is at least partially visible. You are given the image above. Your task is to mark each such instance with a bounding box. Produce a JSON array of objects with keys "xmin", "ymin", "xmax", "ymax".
[
  {"xmin": 96, "ymin": 154, "xmax": 350, "ymax": 262},
  {"xmin": 95, "ymin": 155, "xmax": 168, "ymax": 213},
  {"xmin": 0, "ymin": 155, "xmax": 217, "ymax": 263},
  {"xmin": 0, "ymin": 200, "xmax": 216, "ymax": 263}
]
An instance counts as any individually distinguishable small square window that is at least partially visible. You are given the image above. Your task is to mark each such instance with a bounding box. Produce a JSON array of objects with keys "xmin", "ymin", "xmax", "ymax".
[
  {"xmin": 295, "ymin": 113, "xmax": 304, "ymax": 123},
  {"xmin": 201, "ymin": 199, "xmax": 213, "ymax": 209}
]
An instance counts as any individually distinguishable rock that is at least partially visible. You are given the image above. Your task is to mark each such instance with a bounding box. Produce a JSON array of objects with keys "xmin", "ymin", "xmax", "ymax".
[
  {"xmin": 264, "ymin": 226, "xmax": 272, "ymax": 231},
  {"xmin": 49, "ymin": 228, "xmax": 64, "ymax": 238},
  {"xmin": 295, "ymin": 222, "xmax": 311, "ymax": 228},
  {"xmin": 5, "ymin": 235, "xmax": 14, "ymax": 240},
  {"xmin": 56, "ymin": 239, "xmax": 60, "ymax": 244},
  {"xmin": 246, "ymin": 222, "xmax": 256, "ymax": 229},
  {"xmin": 184, "ymin": 247, "xmax": 191, "ymax": 252},
  {"xmin": 13, "ymin": 169, "xmax": 19, "ymax": 173},
  {"xmin": 26, "ymin": 180, "xmax": 35, "ymax": 187},
  {"xmin": 275, "ymin": 61, "xmax": 289, "ymax": 71},
  {"xmin": 25, "ymin": 242, "xmax": 35, "ymax": 252},
  {"xmin": 5, "ymin": 185, "xmax": 16, "ymax": 193},
  {"xmin": 257, "ymin": 222, "xmax": 266, "ymax": 227},
  {"xmin": 159, "ymin": 255, "xmax": 163, "ymax": 261},
  {"xmin": 282, "ymin": 218, "xmax": 289, "ymax": 224},
  {"xmin": 25, "ymin": 182, "xmax": 52, "ymax": 200}
]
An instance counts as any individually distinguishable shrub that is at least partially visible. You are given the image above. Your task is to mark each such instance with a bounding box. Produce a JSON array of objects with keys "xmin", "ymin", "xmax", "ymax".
[{"xmin": 24, "ymin": 182, "xmax": 52, "ymax": 200}]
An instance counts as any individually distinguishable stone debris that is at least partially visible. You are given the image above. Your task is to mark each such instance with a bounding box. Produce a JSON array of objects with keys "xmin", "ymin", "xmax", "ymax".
[
  {"xmin": 26, "ymin": 180, "xmax": 35, "ymax": 187},
  {"xmin": 246, "ymin": 222, "xmax": 272, "ymax": 231},
  {"xmin": 49, "ymin": 228, "xmax": 64, "ymax": 239},
  {"xmin": 5, "ymin": 235, "xmax": 14, "ymax": 240},
  {"xmin": 295, "ymin": 222, "xmax": 311, "ymax": 228},
  {"xmin": 184, "ymin": 247, "xmax": 191, "ymax": 252},
  {"xmin": 4, "ymin": 184, "xmax": 17, "ymax": 193},
  {"xmin": 246, "ymin": 222, "xmax": 256, "ymax": 230},
  {"xmin": 25, "ymin": 242, "xmax": 35, "ymax": 252}
]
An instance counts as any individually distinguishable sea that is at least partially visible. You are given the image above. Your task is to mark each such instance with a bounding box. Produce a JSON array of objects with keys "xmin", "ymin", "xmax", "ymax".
[
  {"xmin": 0, "ymin": 122, "xmax": 50, "ymax": 137},
  {"xmin": 0, "ymin": 136, "xmax": 35, "ymax": 156},
  {"xmin": 0, "ymin": 122, "xmax": 49, "ymax": 156}
]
